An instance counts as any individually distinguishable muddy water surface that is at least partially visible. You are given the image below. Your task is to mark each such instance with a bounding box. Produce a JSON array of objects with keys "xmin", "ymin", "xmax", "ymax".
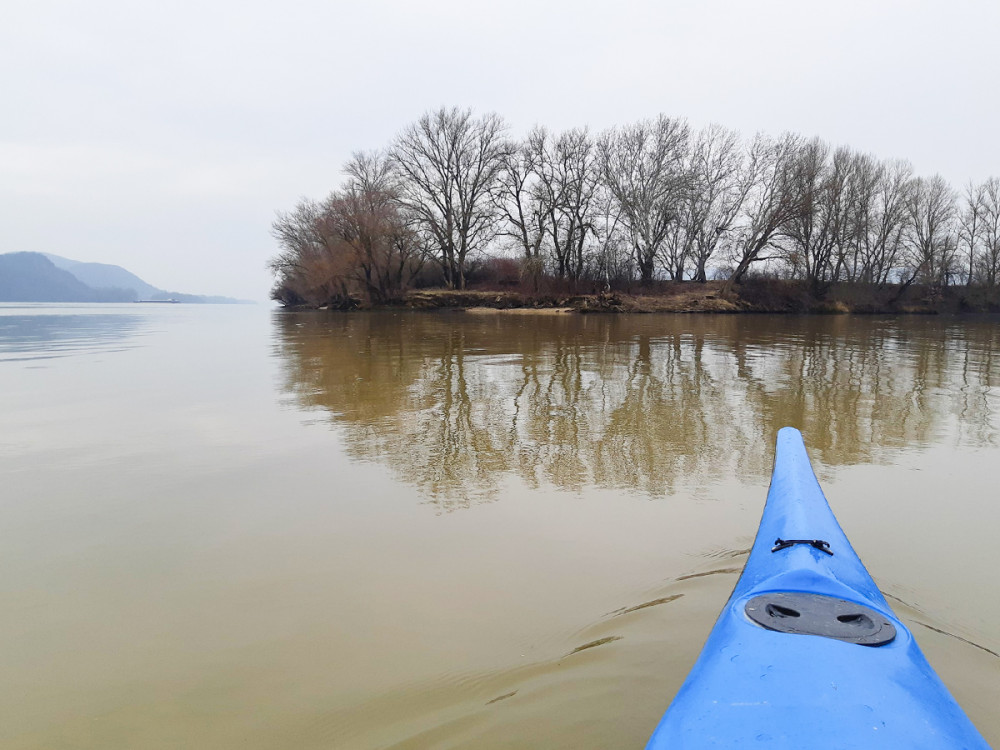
[{"xmin": 1, "ymin": 304, "xmax": 998, "ymax": 748}]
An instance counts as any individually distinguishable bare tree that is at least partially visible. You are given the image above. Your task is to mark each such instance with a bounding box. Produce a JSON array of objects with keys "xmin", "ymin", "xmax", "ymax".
[
  {"xmin": 976, "ymin": 177, "xmax": 1000, "ymax": 287},
  {"xmin": 850, "ymin": 159, "xmax": 912, "ymax": 287},
  {"xmin": 778, "ymin": 142, "xmax": 863, "ymax": 295},
  {"xmin": 722, "ymin": 133, "xmax": 805, "ymax": 293},
  {"xmin": 391, "ymin": 107, "xmax": 509, "ymax": 289},
  {"xmin": 268, "ymin": 152, "xmax": 423, "ymax": 307},
  {"xmin": 900, "ymin": 175, "xmax": 958, "ymax": 290},
  {"xmin": 494, "ymin": 127, "xmax": 552, "ymax": 288},
  {"xmin": 537, "ymin": 127, "xmax": 600, "ymax": 281},
  {"xmin": 328, "ymin": 152, "xmax": 423, "ymax": 303},
  {"xmin": 683, "ymin": 124, "xmax": 751, "ymax": 283},
  {"xmin": 344, "ymin": 149, "xmax": 398, "ymax": 196},
  {"xmin": 781, "ymin": 138, "xmax": 841, "ymax": 293},
  {"xmin": 957, "ymin": 180, "xmax": 985, "ymax": 286},
  {"xmin": 269, "ymin": 198, "xmax": 349, "ymax": 306},
  {"xmin": 589, "ymin": 183, "xmax": 631, "ymax": 288},
  {"xmin": 599, "ymin": 116, "xmax": 690, "ymax": 283},
  {"xmin": 817, "ymin": 147, "xmax": 858, "ymax": 286},
  {"xmin": 831, "ymin": 151, "xmax": 875, "ymax": 283}
]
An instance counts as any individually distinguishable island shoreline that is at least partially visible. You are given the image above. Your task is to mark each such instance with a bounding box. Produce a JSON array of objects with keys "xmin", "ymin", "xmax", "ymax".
[{"xmin": 276, "ymin": 280, "xmax": 1000, "ymax": 316}]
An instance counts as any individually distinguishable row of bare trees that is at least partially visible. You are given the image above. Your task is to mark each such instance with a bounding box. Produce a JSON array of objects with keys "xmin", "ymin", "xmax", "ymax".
[{"xmin": 269, "ymin": 107, "xmax": 1000, "ymax": 306}]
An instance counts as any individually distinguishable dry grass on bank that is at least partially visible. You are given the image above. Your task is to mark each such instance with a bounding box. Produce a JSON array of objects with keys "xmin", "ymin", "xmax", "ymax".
[
  {"xmin": 293, "ymin": 280, "xmax": 1000, "ymax": 315},
  {"xmin": 402, "ymin": 282, "xmax": 741, "ymax": 314}
]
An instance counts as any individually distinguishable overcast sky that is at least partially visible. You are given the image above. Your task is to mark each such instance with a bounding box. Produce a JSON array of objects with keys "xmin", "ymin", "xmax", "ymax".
[{"xmin": 3, "ymin": 0, "xmax": 998, "ymax": 301}]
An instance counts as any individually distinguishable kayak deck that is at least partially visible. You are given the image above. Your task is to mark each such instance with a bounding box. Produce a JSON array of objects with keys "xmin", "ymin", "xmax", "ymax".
[{"xmin": 645, "ymin": 427, "xmax": 990, "ymax": 749}]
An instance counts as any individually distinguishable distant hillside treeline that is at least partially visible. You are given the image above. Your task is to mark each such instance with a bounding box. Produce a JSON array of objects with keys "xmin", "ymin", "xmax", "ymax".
[
  {"xmin": 269, "ymin": 107, "xmax": 1000, "ymax": 308},
  {"xmin": 43, "ymin": 253, "xmax": 162, "ymax": 298},
  {"xmin": 0, "ymin": 253, "xmax": 136, "ymax": 302},
  {"xmin": 0, "ymin": 252, "xmax": 248, "ymax": 303}
]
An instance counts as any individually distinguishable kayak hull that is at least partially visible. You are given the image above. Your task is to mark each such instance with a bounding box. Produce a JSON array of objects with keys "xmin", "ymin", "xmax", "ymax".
[{"xmin": 645, "ymin": 428, "xmax": 990, "ymax": 749}]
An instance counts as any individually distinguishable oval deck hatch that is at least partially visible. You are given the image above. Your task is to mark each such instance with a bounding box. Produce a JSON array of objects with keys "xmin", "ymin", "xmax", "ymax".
[{"xmin": 745, "ymin": 592, "xmax": 896, "ymax": 646}]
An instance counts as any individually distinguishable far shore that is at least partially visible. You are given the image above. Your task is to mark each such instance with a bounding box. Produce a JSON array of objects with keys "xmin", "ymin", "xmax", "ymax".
[{"xmin": 280, "ymin": 280, "xmax": 1000, "ymax": 316}]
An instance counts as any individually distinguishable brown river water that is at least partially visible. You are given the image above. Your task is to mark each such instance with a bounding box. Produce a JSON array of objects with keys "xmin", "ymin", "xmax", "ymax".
[{"xmin": 1, "ymin": 303, "xmax": 998, "ymax": 748}]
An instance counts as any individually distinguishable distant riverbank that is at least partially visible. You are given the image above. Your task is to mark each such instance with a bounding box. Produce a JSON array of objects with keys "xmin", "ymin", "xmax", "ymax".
[{"xmin": 280, "ymin": 280, "xmax": 1000, "ymax": 315}]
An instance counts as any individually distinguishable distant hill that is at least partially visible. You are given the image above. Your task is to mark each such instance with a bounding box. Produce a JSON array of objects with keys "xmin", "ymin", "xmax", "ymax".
[
  {"xmin": 0, "ymin": 253, "xmax": 134, "ymax": 302},
  {"xmin": 0, "ymin": 252, "xmax": 250, "ymax": 303},
  {"xmin": 43, "ymin": 253, "xmax": 161, "ymax": 299}
]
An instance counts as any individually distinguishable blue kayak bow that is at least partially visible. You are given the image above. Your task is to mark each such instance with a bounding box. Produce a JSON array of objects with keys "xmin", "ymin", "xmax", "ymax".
[{"xmin": 645, "ymin": 427, "xmax": 991, "ymax": 749}]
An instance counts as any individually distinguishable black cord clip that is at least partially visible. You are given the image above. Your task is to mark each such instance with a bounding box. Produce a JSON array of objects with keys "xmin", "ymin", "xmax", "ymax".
[{"xmin": 772, "ymin": 538, "xmax": 833, "ymax": 555}]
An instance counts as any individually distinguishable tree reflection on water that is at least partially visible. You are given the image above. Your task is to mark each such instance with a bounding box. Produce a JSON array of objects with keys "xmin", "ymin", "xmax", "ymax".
[{"xmin": 273, "ymin": 311, "xmax": 1000, "ymax": 509}]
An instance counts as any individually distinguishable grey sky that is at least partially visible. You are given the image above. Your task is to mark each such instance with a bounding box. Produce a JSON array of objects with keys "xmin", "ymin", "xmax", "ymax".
[{"xmin": 3, "ymin": 0, "xmax": 998, "ymax": 300}]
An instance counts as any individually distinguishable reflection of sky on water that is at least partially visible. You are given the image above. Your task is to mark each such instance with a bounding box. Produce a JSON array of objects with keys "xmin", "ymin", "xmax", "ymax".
[{"xmin": 0, "ymin": 307, "xmax": 150, "ymax": 362}]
